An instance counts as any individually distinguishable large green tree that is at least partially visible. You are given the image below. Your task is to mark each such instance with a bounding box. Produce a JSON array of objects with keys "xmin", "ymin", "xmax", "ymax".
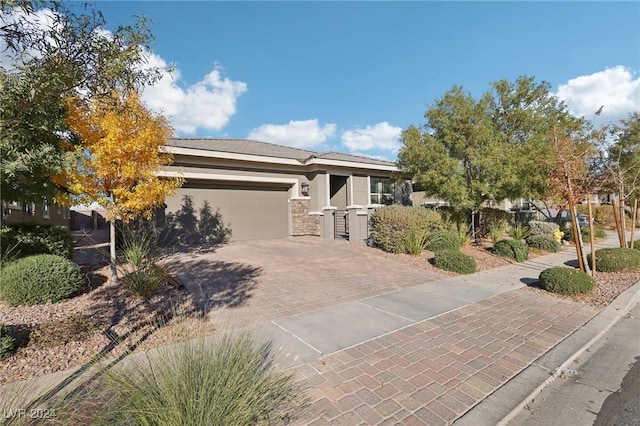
[
  {"xmin": 398, "ymin": 76, "xmax": 587, "ymax": 209},
  {"xmin": 1, "ymin": 0, "xmax": 162, "ymax": 203}
]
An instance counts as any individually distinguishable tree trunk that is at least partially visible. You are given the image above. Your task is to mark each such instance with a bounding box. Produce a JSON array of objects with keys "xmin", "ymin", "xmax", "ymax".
[
  {"xmin": 620, "ymin": 184, "xmax": 627, "ymax": 247},
  {"xmin": 110, "ymin": 220, "xmax": 117, "ymax": 283},
  {"xmin": 587, "ymin": 196, "xmax": 596, "ymax": 277}
]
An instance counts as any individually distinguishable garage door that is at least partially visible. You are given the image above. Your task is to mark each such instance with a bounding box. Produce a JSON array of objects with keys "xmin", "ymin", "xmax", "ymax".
[{"xmin": 165, "ymin": 183, "xmax": 290, "ymax": 241}]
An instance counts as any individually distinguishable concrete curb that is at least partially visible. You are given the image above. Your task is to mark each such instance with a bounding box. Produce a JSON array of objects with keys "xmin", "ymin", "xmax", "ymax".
[{"xmin": 454, "ymin": 279, "xmax": 640, "ymax": 426}]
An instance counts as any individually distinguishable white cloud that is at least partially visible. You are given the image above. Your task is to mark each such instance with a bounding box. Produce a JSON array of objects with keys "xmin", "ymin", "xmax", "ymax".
[
  {"xmin": 556, "ymin": 66, "xmax": 640, "ymax": 122},
  {"xmin": 341, "ymin": 122, "xmax": 402, "ymax": 153},
  {"xmin": 141, "ymin": 53, "xmax": 247, "ymax": 135},
  {"xmin": 248, "ymin": 119, "xmax": 336, "ymax": 148}
]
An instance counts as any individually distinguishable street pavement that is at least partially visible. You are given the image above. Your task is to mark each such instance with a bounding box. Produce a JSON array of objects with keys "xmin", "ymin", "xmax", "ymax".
[{"xmin": 507, "ymin": 303, "xmax": 640, "ymax": 426}]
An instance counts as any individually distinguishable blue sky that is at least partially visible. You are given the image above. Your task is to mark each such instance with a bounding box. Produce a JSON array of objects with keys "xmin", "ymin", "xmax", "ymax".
[{"xmin": 93, "ymin": 1, "xmax": 639, "ymax": 160}]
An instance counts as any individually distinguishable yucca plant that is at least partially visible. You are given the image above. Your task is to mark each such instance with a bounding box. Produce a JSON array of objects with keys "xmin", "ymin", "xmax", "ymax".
[
  {"xmin": 488, "ymin": 219, "xmax": 508, "ymax": 243},
  {"xmin": 404, "ymin": 228, "xmax": 430, "ymax": 255},
  {"xmin": 509, "ymin": 224, "xmax": 531, "ymax": 241}
]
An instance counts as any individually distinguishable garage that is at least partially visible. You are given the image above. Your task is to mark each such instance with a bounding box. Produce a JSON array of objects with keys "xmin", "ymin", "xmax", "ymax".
[{"xmin": 165, "ymin": 182, "xmax": 290, "ymax": 241}]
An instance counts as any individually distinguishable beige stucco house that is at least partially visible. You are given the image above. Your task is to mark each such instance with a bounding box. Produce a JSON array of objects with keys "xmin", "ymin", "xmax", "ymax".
[{"xmin": 158, "ymin": 138, "xmax": 408, "ymax": 242}]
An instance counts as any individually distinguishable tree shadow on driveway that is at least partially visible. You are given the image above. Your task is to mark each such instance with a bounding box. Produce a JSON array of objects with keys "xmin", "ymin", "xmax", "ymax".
[{"xmin": 167, "ymin": 258, "xmax": 262, "ymax": 313}]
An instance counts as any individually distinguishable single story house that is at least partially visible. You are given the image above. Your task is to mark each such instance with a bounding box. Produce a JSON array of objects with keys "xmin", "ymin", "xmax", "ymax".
[{"xmin": 158, "ymin": 138, "xmax": 410, "ymax": 242}]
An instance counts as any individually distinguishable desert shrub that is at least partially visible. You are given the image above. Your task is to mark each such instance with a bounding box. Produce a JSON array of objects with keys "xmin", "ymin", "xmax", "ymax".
[
  {"xmin": 488, "ymin": 219, "xmax": 508, "ymax": 243},
  {"xmin": 433, "ymin": 250, "xmax": 477, "ymax": 274},
  {"xmin": 539, "ymin": 267, "xmax": 595, "ymax": 295},
  {"xmin": 526, "ymin": 235, "xmax": 561, "ymax": 252},
  {"xmin": 528, "ymin": 220, "xmax": 559, "ymax": 237},
  {"xmin": 576, "ymin": 204, "xmax": 615, "ymax": 227},
  {"xmin": 404, "ymin": 228, "xmax": 430, "ymax": 255},
  {"xmin": 121, "ymin": 224, "xmax": 157, "ymax": 268},
  {"xmin": 62, "ymin": 330, "xmax": 305, "ymax": 425},
  {"xmin": 0, "ymin": 223, "xmax": 73, "ymax": 260},
  {"xmin": 493, "ymin": 239, "xmax": 529, "ymax": 262},
  {"xmin": 0, "ymin": 323, "xmax": 16, "ymax": 360},
  {"xmin": 477, "ymin": 208, "xmax": 512, "ymax": 237},
  {"xmin": 449, "ymin": 223, "xmax": 471, "ymax": 247},
  {"xmin": 122, "ymin": 264, "xmax": 165, "ymax": 298},
  {"xmin": 587, "ymin": 248, "xmax": 640, "ymax": 272},
  {"xmin": 509, "ymin": 224, "xmax": 531, "ymax": 241},
  {"xmin": 370, "ymin": 206, "xmax": 443, "ymax": 253},
  {"xmin": 564, "ymin": 226, "xmax": 607, "ymax": 242},
  {"xmin": 0, "ymin": 254, "xmax": 84, "ymax": 306},
  {"xmin": 425, "ymin": 230, "xmax": 462, "ymax": 252}
]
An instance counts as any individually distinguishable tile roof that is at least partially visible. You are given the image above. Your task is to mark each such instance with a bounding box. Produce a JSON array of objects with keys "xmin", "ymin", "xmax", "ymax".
[
  {"xmin": 167, "ymin": 138, "xmax": 396, "ymax": 167},
  {"xmin": 168, "ymin": 138, "xmax": 316, "ymax": 161}
]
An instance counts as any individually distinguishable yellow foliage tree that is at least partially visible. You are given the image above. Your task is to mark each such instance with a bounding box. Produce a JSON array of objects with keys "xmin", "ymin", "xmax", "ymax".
[{"xmin": 56, "ymin": 91, "xmax": 183, "ymax": 281}]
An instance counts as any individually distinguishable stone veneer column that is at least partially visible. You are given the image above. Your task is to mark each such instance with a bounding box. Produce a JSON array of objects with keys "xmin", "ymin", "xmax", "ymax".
[{"xmin": 291, "ymin": 199, "xmax": 320, "ymax": 236}]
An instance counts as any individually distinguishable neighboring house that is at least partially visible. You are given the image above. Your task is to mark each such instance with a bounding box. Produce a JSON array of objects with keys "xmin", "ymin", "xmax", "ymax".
[
  {"xmin": 158, "ymin": 138, "xmax": 409, "ymax": 242},
  {"xmin": 2, "ymin": 199, "xmax": 71, "ymax": 228},
  {"xmin": 70, "ymin": 209, "xmax": 108, "ymax": 231}
]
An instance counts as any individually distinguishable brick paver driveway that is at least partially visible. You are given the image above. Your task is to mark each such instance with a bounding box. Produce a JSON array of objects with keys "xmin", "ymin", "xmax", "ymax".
[
  {"xmin": 169, "ymin": 237, "xmax": 600, "ymax": 425},
  {"xmin": 168, "ymin": 236, "xmax": 442, "ymax": 326}
]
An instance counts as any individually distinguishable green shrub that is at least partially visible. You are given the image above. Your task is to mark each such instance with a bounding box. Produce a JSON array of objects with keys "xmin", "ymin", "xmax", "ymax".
[
  {"xmin": 404, "ymin": 228, "xmax": 429, "ymax": 256},
  {"xmin": 493, "ymin": 239, "xmax": 529, "ymax": 262},
  {"xmin": 630, "ymin": 240, "xmax": 640, "ymax": 250},
  {"xmin": 587, "ymin": 248, "xmax": 640, "ymax": 272},
  {"xmin": 488, "ymin": 219, "xmax": 508, "ymax": 243},
  {"xmin": 0, "ymin": 323, "xmax": 16, "ymax": 360},
  {"xmin": 0, "ymin": 223, "xmax": 73, "ymax": 260},
  {"xmin": 121, "ymin": 225, "xmax": 157, "ymax": 268},
  {"xmin": 122, "ymin": 264, "xmax": 165, "ymax": 298},
  {"xmin": 509, "ymin": 224, "xmax": 531, "ymax": 241},
  {"xmin": 576, "ymin": 204, "xmax": 615, "ymax": 227},
  {"xmin": 449, "ymin": 223, "xmax": 471, "ymax": 247},
  {"xmin": 425, "ymin": 230, "xmax": 462, "ymax": 252},
  {"xmin": 539, "ymin": 267, "xmax": 595, "ymax": 295},
  {"xmin": 0, "ymin": 254, "xmax": 84, "ymax": 306},
  {"xmin": 526, "ymin": 234, "xmax": 561, "ymax": 252},
  {"xmin": 64, "ymin": 330, "xmax": 305, "ymax": 425},
  {"xmin": 528, "ymin": 220, "xmax": 559, "ymax": 237},
  {"xmin": 433, "ymin": 250, "xmax": 477, "ymax": 274},
  {"xmin": 370, "ymin": 206, "xmax": 443, "ymax": 253},
  {"xmin": 564, "ymin": 226, "xmax": 607, "ymax": 242},
  {"xmin": 477, "ymin": 208, "xmax": 512, "ymax": 237}
]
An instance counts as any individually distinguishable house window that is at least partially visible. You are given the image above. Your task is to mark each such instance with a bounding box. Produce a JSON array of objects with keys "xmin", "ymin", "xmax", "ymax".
[
  {"xmin": 43, "ymin": 197, "xmax": 50, "ymax": 219},
  {"xmin": 370, "ymin": 177, "xmax": 395, "ymax": 205}
]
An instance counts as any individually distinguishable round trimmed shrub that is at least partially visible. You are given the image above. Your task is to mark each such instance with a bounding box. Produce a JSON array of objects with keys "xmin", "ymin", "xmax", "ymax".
[
  {"xmin": 425, "ymin": 230, "xmax": 462, "ymax": 252},
  {"xmin": 493, "ymin": 239, "xmax": 529, "ymax": 262},
  {"xmin": 0, "ymin": 254, "xmax": 84, "ymax": 306},
  {"xmin": 0, "ymin": 323, "xmax": 16, "ymax": 360},
  {"xmin": 539, "ymin": 267, "xmax": 595, "ymax": 295},
  {"xmin": 433, "ymin": 250, "xmax": 477, "ymax": 274},
  {"xmin": 587, "ymin": 248, "xmax": 640, "ymax": 272},
  {"xmin": 526, "ymin": 235, "xmax": 561, "ymax": 253}
]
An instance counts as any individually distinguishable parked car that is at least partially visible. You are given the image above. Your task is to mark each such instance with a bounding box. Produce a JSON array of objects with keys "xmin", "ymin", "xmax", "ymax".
[
  {"xmin": 572, "ymin": 213, "xmax": 590, "ymax": 227},
  {"xmin": 559, "ymin": 211, "xmax": 590, "ymax": 228}
]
